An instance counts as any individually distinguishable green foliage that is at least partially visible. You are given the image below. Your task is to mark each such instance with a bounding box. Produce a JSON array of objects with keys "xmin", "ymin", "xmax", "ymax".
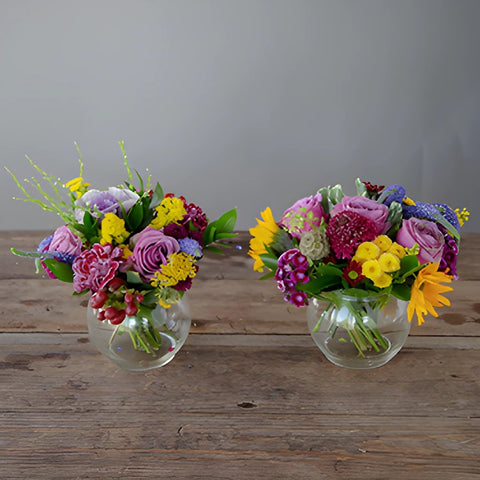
[
  {"xmin": 42, "ymin": 259, "xmax": 74, "ymax": 283},
  {"xmin": 202, "ymin": 207, "xmax": 237, "ymax": 248},
  {"xmin": 317, "ymin": 184, "xmax": 344, "ymax": 213}
]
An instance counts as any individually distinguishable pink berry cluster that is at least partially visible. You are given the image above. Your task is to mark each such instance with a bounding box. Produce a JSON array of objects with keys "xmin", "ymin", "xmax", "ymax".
[{"xmin": 89, "ymin": 277, "xmax": 144, "ymax": 325}]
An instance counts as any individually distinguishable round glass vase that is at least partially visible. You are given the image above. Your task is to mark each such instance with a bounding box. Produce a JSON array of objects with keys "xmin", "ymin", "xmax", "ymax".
[
  {"xmin": 87, "ymin": 296, "xmax": 191, "ymax": 371},
  {"xmin": 306, "ymin": 291, "xmax": 411, "ymax": 369}
]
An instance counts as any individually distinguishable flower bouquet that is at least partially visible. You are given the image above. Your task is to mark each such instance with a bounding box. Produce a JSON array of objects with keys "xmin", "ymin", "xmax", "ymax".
[
  {"xmin": 7, "ymin": 142, "xmax": 236, "ymax": 367},
  {"xmin": 249, "ymin": 179, "xmax": 469, "ymax": 367}
]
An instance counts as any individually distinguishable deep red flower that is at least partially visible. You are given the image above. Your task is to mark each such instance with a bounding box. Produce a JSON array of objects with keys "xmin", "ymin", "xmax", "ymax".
[
  {"xmin": 362, "ymin": 181, "xmax": 385, "ymax": 194},
  {"xmin": 343, "ymin": 260, "xmax": 366, "ymax": 286},
  {"xmin": 326, "ymin": 211, "xmax": 377, "ymax": 260}
]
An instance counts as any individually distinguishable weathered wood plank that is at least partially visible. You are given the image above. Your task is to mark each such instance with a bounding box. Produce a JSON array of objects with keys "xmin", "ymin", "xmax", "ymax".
[
  {"xmin": 1, "ymin": 277, "xmax": 478, "ymax": 337},
  {"xmin": 0, "ymin": 339, "xmax": 479, "ymax": 479}
]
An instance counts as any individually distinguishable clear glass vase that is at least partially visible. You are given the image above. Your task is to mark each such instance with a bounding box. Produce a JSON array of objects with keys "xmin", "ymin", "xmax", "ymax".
[
  {"xmin": 306, "ymin": 291, "xmax": 411, "ymax": 369},
  {"xmin": 87, "ymin": 296, "xmax": 191, "ymax": 371}
]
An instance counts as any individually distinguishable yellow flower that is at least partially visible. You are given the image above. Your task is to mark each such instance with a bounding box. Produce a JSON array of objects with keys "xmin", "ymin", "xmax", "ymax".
[
  {"xmin": 388, "ymin": 242, "xmax": 406, "ymax": 259},
  {"xmin": 122, "ymin": 245, "xmax": 133, "ymax": 259},
  {"xmin": 354, "ymin": 241, "xmax": 380, "ymax": 262},
  {"xmin": 248, "ymin": 207, "xmax": 278, "ymax": 272},
  {"xmin": 455, "ymin": 207, "xmax": 470, "ymax": 227},
  {"xmin": 150, "ymin": 197, "xmax": 186, "ymax": 229},
  {"xmin": 362, "ymin": 259, "xmax": 382, "ymax": 281},
  {"xmin": 151, "ymin": 252, "xmax": 197, "ymax": 288},
  {"xmin": 373, "ymin": 235, "xmax": 392, "ymax": 252},
  {"xmin": 407, "ymin": 263, "xmax": 454, "ymax": 326},
  {"xmin": 373, "ymin": 272, "xmax": 392, "ymax": 288},
  {"xmin": 403, "ymin": 196, "xmax": 416, "ymax": 206},
  {"xmin": 65, "ymin": 176, "xmax": 90, "ymax": 197},
  {"xmin": 100, "ymin": 212, "xmax": 129, "ymax": 245},
  {"xmin": 378, "ymin": 252, "xmax": 401, "ymax": 273}
]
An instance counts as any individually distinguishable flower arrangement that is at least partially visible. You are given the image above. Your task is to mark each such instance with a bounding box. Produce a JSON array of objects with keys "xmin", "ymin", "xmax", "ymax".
[
  {"xmin": 249, "ymin": 179, "xmax": 469, "ymax": 356},
  {"xmin": 7, "ymin": 142, "xmax": 236, "ymax": 353}
]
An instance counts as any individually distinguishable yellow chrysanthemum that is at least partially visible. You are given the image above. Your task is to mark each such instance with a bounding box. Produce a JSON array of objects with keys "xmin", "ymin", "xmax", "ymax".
[
  {"xmin": 378, "ymin": 252, "xmax": 401, "ymax": 273},
  {"xmin": 65, "ymin": 176, "xmax": 90, "ymax": 197},
  {"xmin": 122, "ymin": 245, "xmax": 133, "ymax": 259},
  {"xmin": 361, "ymin": 259, "xmax": 382, "ymax": 281},
  {"xmin": 372, "ymin": 272, "xmax": 392, "ymax": 288},
  {"xmin": 150, "ymin": 197, "xmax": 187, "ymax": 229},
  {"xmin": 151, "ymin": 252, "xmax": 197, "ymax": 288},
  {"xmin": 407, "ymin": 263, "xmax": 454, "ymax": 326},
  {"xmin": 373, "ymin": 235, "xmax": 392, "ymax": 252},
  {"xmin": 248, "ymin": 207, "xmax": 278, "ymax": 272},
  {"xmin": 354, "ymin": 241, "xmax": 380, "ymax": 262},
  {"xmin": 387, "ymin": 242, "xmax": 406, "ymax": 259},
  {"xmin": 100, "ymin": 212, "xmax": 129, "ymax": 245}
]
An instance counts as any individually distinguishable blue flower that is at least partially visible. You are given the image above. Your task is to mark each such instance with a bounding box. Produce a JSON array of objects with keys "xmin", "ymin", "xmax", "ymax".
[
  {"xmin": 178, "ymin": 237, "xmax": 203, "ymax": 258},
  {"xmin": 381, "ymin": 184, "xmax": 406, "ymax": 206}
]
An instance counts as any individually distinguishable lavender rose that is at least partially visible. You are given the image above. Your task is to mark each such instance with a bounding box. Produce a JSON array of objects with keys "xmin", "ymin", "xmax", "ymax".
[
  {"xmin": 131, "ymin": 227, "xmax": 180, "ymax": 281},
  {"xmin": 49, "ymin": 226, "xmax": 83, "ymax": 258},
  {"xmin": 74, "ymin": 187, "xmax": 140, "ymax": 223},
  {"xmin": 281, "ymin": 193, "xmax": 326, "ymax": 239},
  {"xmin": 332, "ymin": 196, "xmax": 390, "ymax": 234},
  {"xmin": 396, "ymin": 218, "xmax": 445, "ymax": 264}
]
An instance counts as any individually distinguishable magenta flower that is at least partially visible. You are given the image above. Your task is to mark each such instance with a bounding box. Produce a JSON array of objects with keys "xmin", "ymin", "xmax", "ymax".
[
  {"xmin": 439, "ymin": 234, "xmax": 459, "ymax": 279},
  {"xmin": 72, "ymin": 243, "xmax": 124, "ymax": 293},
  {"xmin": 131, "ymin": 227, "xmax": 180, "ymax": 281},
  {"xmin": 275, "ymin": 249, "xmax": 310, "ymax": 307},
  {"xmin": 280, "ymin": 193, "xmax": 326, "ymax": 239},
  {"xmin": 326, "ymin": 211, "xmax": 377, "ymax": 260}
]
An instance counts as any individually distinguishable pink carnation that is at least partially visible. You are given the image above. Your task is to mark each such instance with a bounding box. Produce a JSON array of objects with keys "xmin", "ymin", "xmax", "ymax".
[{"xmin": 72, "ymin": 243, "xmax": 124, "ymax": 293}]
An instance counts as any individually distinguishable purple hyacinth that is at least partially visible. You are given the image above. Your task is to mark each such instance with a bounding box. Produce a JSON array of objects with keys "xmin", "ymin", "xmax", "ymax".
[
  {"xmin": 178, "ymin": 237, "xmax": 203, "ymax": 258},
  {"xmin": 381, "ymin": 184, "xmax": 406, "ymax": 206},
  {"xmin": 402, "ymin": 202, "xmax": 439, "ymax": 222},
  {"xmin": 275, "ymin": 249, "xmax": 310, "ymax": 307},
  {"xmin": 433, "ymin": 203, "xmax": 460, "ymax": 231}
]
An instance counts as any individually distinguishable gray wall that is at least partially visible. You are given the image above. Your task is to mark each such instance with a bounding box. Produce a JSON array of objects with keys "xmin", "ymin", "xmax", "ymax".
[{"xmin": 1, "ymin": 0, "xmax": 479, "ymax": 232}]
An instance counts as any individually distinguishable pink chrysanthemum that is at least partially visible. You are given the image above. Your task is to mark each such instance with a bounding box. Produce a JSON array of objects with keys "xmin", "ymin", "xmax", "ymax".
[{"xmin": 326, "ymin": 211, "xmax": 377, "ymax": 260}]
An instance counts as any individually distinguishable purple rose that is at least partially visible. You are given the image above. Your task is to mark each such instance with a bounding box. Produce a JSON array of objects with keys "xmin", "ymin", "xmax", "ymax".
[
  {"xmin": 396, "ymin": 218, "xmax": 445, "ymax": 264},
  {"xmin": 332, "ymin": 196, "xmax": 390, "ymax": 234},
  {"xmin": 281, "ymin": 193, "xmax": 326, "ymax": 239},
  {"xmin": 131, "ymin": 227, "xmax": 180, "ymax": 281},
  {"xmin": 74, "ymin": 187, "xmax": 140, "ymax": 223},
  {"xmin": 49, "ymin": 226, "xmax": 83, "ymax": 257}
]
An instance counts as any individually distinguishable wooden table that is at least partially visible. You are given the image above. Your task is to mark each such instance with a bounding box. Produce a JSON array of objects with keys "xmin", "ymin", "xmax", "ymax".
[{"xmin": 1, "ymin": 231, "xmax": 479, "ymax": 479}]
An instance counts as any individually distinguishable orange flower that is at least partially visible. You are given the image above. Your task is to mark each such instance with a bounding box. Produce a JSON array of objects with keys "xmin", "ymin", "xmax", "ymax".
[{"xmin": 407, "ymin": 263, "xmax": 453, "ymax": 325}]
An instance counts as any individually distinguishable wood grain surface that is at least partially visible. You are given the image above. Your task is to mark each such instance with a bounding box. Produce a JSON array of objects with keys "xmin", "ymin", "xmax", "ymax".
[{"xmin": 0, "ymin": 231, "xmax": 479, "ymax": 479}]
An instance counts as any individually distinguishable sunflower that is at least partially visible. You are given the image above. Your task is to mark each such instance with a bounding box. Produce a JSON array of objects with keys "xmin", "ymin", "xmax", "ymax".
[
  {"xmin": 407, "ymin": 263, "xmax": 454, "ymax": 325},
  {"xmin": 248, "ymin": 207, "xmax": 278, "ymax": 272}
]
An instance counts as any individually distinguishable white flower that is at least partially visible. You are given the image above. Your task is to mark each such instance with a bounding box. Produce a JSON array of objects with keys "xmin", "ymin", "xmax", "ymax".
[{"xmin": 299, "ymin": 229, "xmax": 330, "ymax": 261}]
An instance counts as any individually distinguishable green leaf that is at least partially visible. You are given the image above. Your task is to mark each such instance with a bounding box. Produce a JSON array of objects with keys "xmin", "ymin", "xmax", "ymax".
[
  {"xmin": 203, "ymin": 245, "xmax": 225, "ymax": 255},
  {"xmin": 214, "ymin": 207, "xmax": 237, "ymax": 233},
  {"xmin": 126, "ymin": 202, "xmax": 144, "ymax": 231},
  {"xmin": 42, "ymin": 259, "xmax": 74, "ymax": 283},
  {"xmin": 391, "ymin": 283, "xmax": 411, "ymax": 301},
  {"xmin": 259, "ymin": 254, "xmax": 278, "ymax": 272},
  {"xmin": 355, "ymin": 178, "xmax": 367, "ymax": 196},
  {"xmin": 297, "ymin": 276, "xmax": 342, "ymax": 294},
  {"xmin": 149, "ymin": 182, "xmax": 164, "ymax": 208}
]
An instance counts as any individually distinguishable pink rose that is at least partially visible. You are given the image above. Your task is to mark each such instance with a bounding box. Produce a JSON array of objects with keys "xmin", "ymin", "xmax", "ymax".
[
  {"xmin": 281, "ymin": 193, "xmax": 326, "ymax": 239},
  {"xmin": 131, "ymin": 227, "xmax": 180, "ymax": 281},
  {"xmin": 396, "ymin": 218, "xmax": 445, "ymax": 264},
  {"xmin": 49, "ymin": 226, "xmax": 83, "ymax": 257},
  {"xmin": 72, "ymin": 243, "xmax": 124, "ymax": 293},
  {"xmin": 332, "ymin": 196, "xmax": 390, "ymax": 234}
]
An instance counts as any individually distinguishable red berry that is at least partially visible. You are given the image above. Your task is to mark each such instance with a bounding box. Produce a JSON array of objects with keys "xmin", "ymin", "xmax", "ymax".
[
  {"xmin": 96, "ymin": 310, "xmax": 106, "ymax": 321},
  {"xmin": 104, "ymin": 306, "xmax": 119, "ymax": 320},
  {"xmin": 110, "ymin": 310, "xmax": 126, "ymax": 325},
  {"xmin": 90, "ymin": 290, "xmax": 108, "ymax": 309},
  {"xmin": 135, "ymin": 293, "xmax": 144, "ymax": 303},
  {"xmin": 125, "ymin": 303, "xmax": 138, "ymax": 316},
  {"xmin": 124, "ymin": 293, "xmax": 134, "ymax": 304},
  {"xmin": 108, "ymin": 277, "xmax": 124, "ymax": 292}
]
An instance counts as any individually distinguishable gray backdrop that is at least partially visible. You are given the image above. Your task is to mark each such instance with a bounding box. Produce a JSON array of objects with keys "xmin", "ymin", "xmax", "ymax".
[{"xmin": 1, "ymin": 0, "xmax": 479, "ymax": 232}]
